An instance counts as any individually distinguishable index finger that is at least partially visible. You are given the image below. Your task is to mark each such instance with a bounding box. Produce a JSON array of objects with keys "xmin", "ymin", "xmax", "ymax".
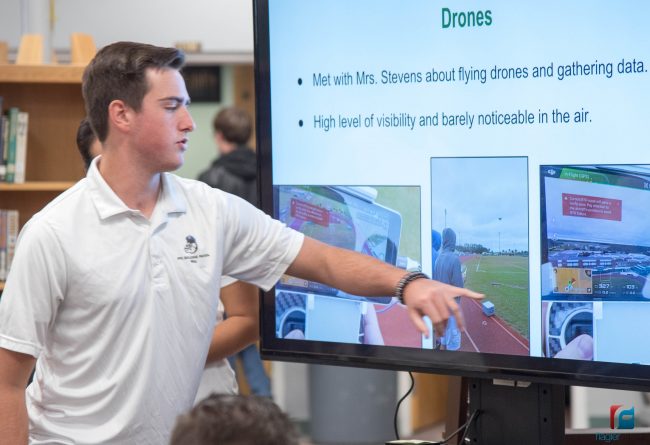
[{"xmin": 458, "ymin": 288, "xmax": 484, "ymax": 300}]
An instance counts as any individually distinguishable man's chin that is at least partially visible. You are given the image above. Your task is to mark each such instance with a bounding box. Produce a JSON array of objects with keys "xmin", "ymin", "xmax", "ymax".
[
  {"xmin": 159, "ymin": 164, "xmax": 183, "ymax": 175},
  {"xmin": 166, "ymin": 156, "xmax": 185, "ymax": 172}
]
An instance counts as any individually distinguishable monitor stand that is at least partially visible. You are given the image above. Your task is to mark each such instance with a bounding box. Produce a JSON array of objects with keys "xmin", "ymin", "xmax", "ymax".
[
  {"xmin": 447, "ymin": 377, "xmax": 650, "ymax": 445},
  {"xmin": 465, "ymin": 378, "xmax": 565, "ymax": 445}
]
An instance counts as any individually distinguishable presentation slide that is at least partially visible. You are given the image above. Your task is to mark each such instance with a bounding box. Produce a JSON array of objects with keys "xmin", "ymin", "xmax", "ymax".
[{"xmin": 267, "ymin": 0, "xmax": 650, "ymax": 363}]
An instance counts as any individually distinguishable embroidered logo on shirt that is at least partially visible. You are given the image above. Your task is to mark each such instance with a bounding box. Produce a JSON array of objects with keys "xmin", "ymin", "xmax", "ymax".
[
  {"xmin": 177, "ymin": 235, "xmax": 210, "ymax": 264},
  {"xmin": 184, "ymin": 235, "xmax": 198, "ymax": 254}
]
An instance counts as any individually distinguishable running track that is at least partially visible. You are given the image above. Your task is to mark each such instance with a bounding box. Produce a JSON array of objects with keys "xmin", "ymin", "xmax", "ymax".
[{"xmin": 459, "ymin": 297, "xmax": 529, "ymax": 355}]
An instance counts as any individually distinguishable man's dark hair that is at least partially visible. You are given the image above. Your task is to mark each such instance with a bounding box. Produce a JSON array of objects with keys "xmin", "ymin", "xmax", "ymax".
[
  {"xmin": 76, "ymin": 117, "xmax": 96, "ymax": 170},
  {"xmin": 82, "ymin": 41, "xmax": 185, "ymax": 142},
  {"xmin": 212, "ymin": 107, "xmax": 252, "ymax": 145},
  {"xmin": 170, "ymin": 394, "xmax": 299, "ymax": 445}
]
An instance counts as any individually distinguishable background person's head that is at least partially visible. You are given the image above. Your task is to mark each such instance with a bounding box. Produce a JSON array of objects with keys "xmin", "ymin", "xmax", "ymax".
[
  {"xmin": 76, "ymin": 117, "xmax": 102, "ymax": 170},
  {"xmin": 170, "ymin": 394, "xmax": 299, "ymax": 445},
  {"xmin": 212, "ymin": 106, "xmax": 253, "ymax": 154},
  {"xmin": 442, "ymin": 227, "xmax": 457, "ymax": 251},
  {"xmin": 82, "ymin": 41, "xmax": 185, "ymax": 143}
]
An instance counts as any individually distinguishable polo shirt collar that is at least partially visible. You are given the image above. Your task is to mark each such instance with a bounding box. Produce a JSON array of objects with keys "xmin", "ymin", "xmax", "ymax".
[
  {"xmin": 159, "ymin": 172, "xmax": 187, "ymax": 216},
  {"xmin": 87, "ymin": 157, "xmax": 187, "ymax": 220}
]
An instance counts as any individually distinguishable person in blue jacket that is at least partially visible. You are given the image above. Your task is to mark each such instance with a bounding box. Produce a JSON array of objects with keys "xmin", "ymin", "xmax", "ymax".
[{"xmin": 432, "ymin": 228, "xmax": 464, "ymax": 350}]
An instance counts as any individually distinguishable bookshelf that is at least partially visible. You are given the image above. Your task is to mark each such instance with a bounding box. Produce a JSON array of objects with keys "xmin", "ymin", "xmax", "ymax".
[
  {"xmin": 0, "ymin": 65, "xmax": 86, "ymax": 288},
  {"xmin": 0, "ymin": 181, "xmax": 75, "ymax": 192}
]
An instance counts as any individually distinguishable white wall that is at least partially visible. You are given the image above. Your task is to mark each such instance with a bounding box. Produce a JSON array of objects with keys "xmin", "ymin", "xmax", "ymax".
[
  {"xmin": 571, "ymin": 387, "xmax": 650, "ymax": 429},
  {"xmin": 272, "ymin": 362, "xmax": 310, "ymax": 422},
  {"xmin": 0, "ymin": 0, "xmax": 253, "ymax": 54},
  {"xmin": 1, "ymin": 1, "xmax": 23, "ymax": 47},
  {"xmin": 176, "ymin": 66, "xmax": 235, "ymax": 180}
]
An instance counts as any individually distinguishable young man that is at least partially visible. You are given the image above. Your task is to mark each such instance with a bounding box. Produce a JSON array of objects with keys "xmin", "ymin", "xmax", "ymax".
[
  {"xmin": 76, "ymin": 117, "xmax": 257, "ymax": 400},
  {"xmin": 197, "ymin": 106, "xmax": 257, "ymax": 204},
  {"xmin": 0, "ymin": 41, "xmax": 482, "ymax": 444}
]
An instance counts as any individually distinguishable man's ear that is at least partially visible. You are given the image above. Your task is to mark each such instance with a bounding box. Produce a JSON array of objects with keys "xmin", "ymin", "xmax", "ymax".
[{"xmin": 107, "ymin": 99, "xmax": 133, "ymax": 133}]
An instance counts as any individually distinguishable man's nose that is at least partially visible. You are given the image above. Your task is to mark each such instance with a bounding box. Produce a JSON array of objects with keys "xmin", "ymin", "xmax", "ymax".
[{"xmin": 180, "ymin": 107, "xmax": 196, "ymax": 132}]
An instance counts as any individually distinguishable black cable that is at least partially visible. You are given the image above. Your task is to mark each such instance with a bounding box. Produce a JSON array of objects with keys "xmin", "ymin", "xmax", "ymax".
[
  {"xmin": 391, "ymin": 380, "xmax": 479, "ymax": 444},
  {"xmin": 456, "ymin": 409, "xmax": 480, "ymax": 444},
  {"xmin": 440, "ymin": 409, "xmax": 480, "ymax": 444},
  {"xmin": 394, "ymin": 371, "xmax": 415, "ymax": 440}
]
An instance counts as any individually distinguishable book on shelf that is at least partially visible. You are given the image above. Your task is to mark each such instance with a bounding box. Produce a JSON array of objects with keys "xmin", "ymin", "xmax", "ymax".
[
  {"xmin": 0, "ymin": 210, "xmax": 6, "ymax": 282},
  {"xmin": 0, "ymin": 115, "xmax": 6, "ymax": 182},
  {"xmin": 0, "ymin": 209, "xmax": 19, "ymax": 282},
  {"xmin": 0, "ymin": 95, "xmax": 5, "ymax": 181},
  {"xmin": 5, "ymin": 210, "xmax": 18, "ymax": 278},
  {"xmin": 5, "ymin": 107, "xmax": 19, "ymax": 183},
  {"xmin": 14, "ymin": 111, "xmax": 29, "ymax": 184}
]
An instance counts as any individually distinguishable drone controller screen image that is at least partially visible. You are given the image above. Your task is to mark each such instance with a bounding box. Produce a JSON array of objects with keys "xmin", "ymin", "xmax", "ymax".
[
  {"xmin": 273, "ymin": 185, "xmax": 425, "ymax": 348},
  {"xmin": 540, "ymin": 165, "xmax": 650, "ymax": 363}
]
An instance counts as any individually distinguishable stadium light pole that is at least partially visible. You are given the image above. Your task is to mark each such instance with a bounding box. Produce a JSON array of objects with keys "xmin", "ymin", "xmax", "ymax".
[{"xmin": 498, "ymin": 217, "xmax": 503, "ymax": 254}]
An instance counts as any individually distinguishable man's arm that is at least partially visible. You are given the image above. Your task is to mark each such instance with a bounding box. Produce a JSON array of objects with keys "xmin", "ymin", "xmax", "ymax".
[
  {"xmin": 0, "ymin": 347, "xmax": 35, "ymax": 445},
  {"xmin": 205, "ymin": 281, "xmax": 259, "ymax": 363},
  {"xmin": 286, "ymin": 237, "xmax": 483, "ymax": 337}
]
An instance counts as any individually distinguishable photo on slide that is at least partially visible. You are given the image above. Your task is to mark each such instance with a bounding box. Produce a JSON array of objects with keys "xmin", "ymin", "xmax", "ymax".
[
  {"xmin": 540, "ymin": 165, "xmax": 650, "ymax": 302},
  {"xmin": 273, "ymin": 185, "xmax": 424, "ymax": 348},
  {"xmin": 431, "ymin": 157, "xmax": 529, "ymax": 355},
  {"xmin": 541, "ymin": 301, "xmax": 594, "ymax": 360}
]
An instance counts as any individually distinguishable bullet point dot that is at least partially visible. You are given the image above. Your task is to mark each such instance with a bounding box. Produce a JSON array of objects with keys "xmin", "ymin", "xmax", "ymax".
[
  {"xmin": 298, "ymin": 120, "xmax": 303, "ymax": 127},
  {"xmin": 297, "ymin": 78, "xmax": 303, "ymax": 85}
]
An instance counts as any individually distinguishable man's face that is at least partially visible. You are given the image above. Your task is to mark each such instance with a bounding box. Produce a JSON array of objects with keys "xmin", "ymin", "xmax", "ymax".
[{"xmin": 130, "ymin": 68, "xmax": 195, "ymax": 172}]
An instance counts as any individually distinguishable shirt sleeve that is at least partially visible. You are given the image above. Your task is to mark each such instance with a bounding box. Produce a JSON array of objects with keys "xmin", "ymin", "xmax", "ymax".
[
  {"xmin": 220, "ymin": 275, "xmax": 236, "ymax": 288},
  {"xmin": 0, "ymin": 220, "xmax": 66, "ymax": 358},
  {"xmin": 220, "ymin": 194, "xmax": 304, "ymax": 291}
]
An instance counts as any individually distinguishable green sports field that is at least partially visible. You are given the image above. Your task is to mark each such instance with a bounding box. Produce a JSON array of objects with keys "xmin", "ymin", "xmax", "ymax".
[
  {"xmin": 374, "ymin": 186, "xmax": 421, "ymax": 261},
  {"xmin": 462, "ymin": 255, "xmax": 530, "ymax": 339}
]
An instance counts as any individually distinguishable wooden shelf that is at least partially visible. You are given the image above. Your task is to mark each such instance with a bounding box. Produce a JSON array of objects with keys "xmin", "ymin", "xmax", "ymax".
[
  {"xmin": 0, "ymin": 282, "xmax": 4, "ymax": 291},
  {"xmin": 0, "ymin": 64, "xmax": 86, "ymax": 283},
  {"xmin": 0, "ymin": 181, "xmax": 75, "ymax": 192},
  {"xmin": 0, "ymin": 64, "xmax": 85, "ymax": 84}
]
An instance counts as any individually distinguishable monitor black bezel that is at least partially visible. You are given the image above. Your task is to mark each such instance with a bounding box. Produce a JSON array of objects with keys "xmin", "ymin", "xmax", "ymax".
[{"xmin": 253, "ymin": 0, "xmax": 650, "ymax": 392}]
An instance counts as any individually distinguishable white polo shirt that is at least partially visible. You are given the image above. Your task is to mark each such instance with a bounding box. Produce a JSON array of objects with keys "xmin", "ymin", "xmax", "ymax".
[
  {"xmin": 0, "ymin": 159, "xmax": 303, "ymax": 444},
  {"xmin": 195, "ymin": 300, "xmax": 239, "ymax": 403}
]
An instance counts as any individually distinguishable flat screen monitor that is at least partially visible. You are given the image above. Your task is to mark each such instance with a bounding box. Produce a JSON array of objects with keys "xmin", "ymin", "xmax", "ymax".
[{"xmin": 253, "ymin": 0, "xmax": 650, "ymax": 395}]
